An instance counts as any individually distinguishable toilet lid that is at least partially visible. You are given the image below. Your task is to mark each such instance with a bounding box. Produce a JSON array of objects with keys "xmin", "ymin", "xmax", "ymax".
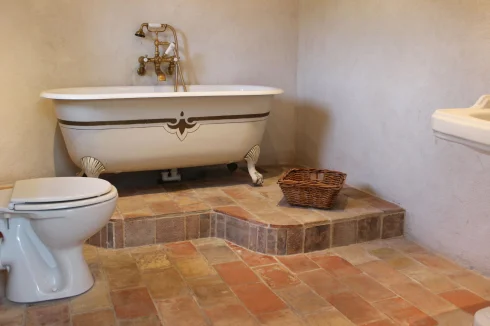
[{"xmin": 10, "ymin": 177, "xmax": 113, "ymax": 204}]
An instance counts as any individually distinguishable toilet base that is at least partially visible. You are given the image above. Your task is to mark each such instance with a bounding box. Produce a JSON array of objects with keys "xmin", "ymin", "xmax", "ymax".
[
  {"xmin": 475, "ymin": 308, "xmax": 490, "ymax": 326},
  {"xmin": 6, "ymin": 273, "xmax": 94, "ymax": 303},
  {"xmin": 5, "ymin": 246, "xmax": 95, "ymax": 303},
  {"xmin": 1, "ymin": 218, "xmax": 95, "ymax": 303}
]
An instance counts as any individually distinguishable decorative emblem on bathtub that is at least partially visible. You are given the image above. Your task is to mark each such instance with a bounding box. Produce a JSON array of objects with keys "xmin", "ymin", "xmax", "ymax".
[{"xmin": 163, "ymin": 111, "xmax": 200, "ymax": 141}]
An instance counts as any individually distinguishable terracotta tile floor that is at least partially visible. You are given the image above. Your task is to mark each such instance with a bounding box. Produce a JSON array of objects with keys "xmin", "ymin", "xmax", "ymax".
[{"xmin": 2, "ymin": 237, "xmax": 489, "ymax": 325}]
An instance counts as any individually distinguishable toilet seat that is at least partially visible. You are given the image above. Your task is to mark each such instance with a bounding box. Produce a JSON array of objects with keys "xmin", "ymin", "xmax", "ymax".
[
  {"xmin": 13, "ymin": 186, "xmax": 118, "ymax": 212},
  {"xmin": 2, "ymin": 177, "xmax": 118, "ymax": 213},
  {"xmin": 11, "ymin": 177, "xmax": 112, "ymax": 204}
]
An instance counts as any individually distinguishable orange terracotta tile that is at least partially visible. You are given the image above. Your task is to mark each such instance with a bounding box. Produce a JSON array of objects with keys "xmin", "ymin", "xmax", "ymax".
[
  {"xmin": 297, "ymin": 269, "xmax": 350, "ymax": 301},
  {"xmin": 117, "ymin": 195, "xmax": 148, "ymax": 212},
  {"xmin": 402, "ymin": 266, "xmax": 460, "ymax": 293},
  {"xmin": 164, "ymin": 242, "xmax": 199, "ymax": 260},
  {"xmin": 25, "ymin": 304, "xmax": 70, "ymax": 326},
  {"xmin": 256, "ymin": 211, "xmax": 300, "ymax": 227},
  {"xmin": 369, "ymin": 248, "xmax": 421, "ymax": 271},
  {"xmin": 340, "ymin": 274, "xmax": 396, "ymax": 302},
  {"xmin": 373, "ymin": 297, "xmax": 437, "ymax": 326},
  {"xmin": 141, "ymin": 268, "xmax": 189, "ymax": 299},
  {"xmin": 390, "ymin": 281, "xmax": 456, "ymax": 315},
  {"xmin": 197, "ymin": 242, "xmax": 239, "ymax": 265},
  {"xmin": 111, "ymin": 287, "xmax": 157, "ymax": 320},
  {"xmin": 408, "ymin": 251, "xmax": 465, "ymax": 275},
  {"xmin": 328, "ymin": 292, "xmax": 385, "ymax": 325},
  {"xmin": 187, "ymin": 275, "xmax": 237, "ymax": 308},
  {"xmin": 156, "ymin": 296, "xmax": 207, "ymax": 326},
  {"xmin": 148, "ymin": 200, "xmax": 183, "ymax": 215},
  {"xmin": 118, "ymin": 315, "xmax": 162, "ymax": 326},
  {"xmin": 333, "ymin": 245, "xmax": 380, "ymax": 265},
  {"xmin": 361, "ymin": 320, "xmax": 396, "ymax": 326},
  {"xmin": 277, "ymin": 255, "xmax": 320, "ymax": 274},
  {"xmin": 215, "ymin": 206, "xmax": 255, "ymax": 221},
  {"xmin": 254, "ymin": 264, "xmax": 301, "ymax": 289},
  {"xmin": 222, "ymin": 186, "xmax": 257, "ymax": 201},
  {"xmin": 358, "ymin": 260, "xmax": 411, "ymax": 286},
  {"xmin": 384, "ymin": 238, "xmax": 426, "ymax": 254},
  {"xmin": 275, "ymin": 284, "xmax": 331, "ymax": 315},
  {"xmin": 257, "ymin": 309, "xmax": 305, "ymax": 325},
  {"xmin": 232, "ymin": 283, "xmax": 287, "ymax": 315},
  {"xmin": 180, "ymin": 202, "xmax": 211, "ymax": 213},
  {"xmin": 311, "ymin": 255, "xmax": 362, "ymax": 277},
  {"xmin": 449, "ymin": 271, "xmax": 490, "ymax": 299},
  {"xmin": 230, "ymin": 245, "xmax": 277, "ymax": 267},
  {"xmin": 440, "ymin": 289, "xmax": 490, "ymax": 315},
  {"xmin": 214, "ymin": 261, "xmax": 260, "ymax": 286},
  {"xmin": 170, "ymin": 192, "xmax": 201, "ymax": 206},
  {"xmin": 303, "ymin": 308, "xmax": 355, "ymax": 326},
  {"xmin": 0, "ymin": 296, "xmax": 25, "ymax": 326},
  {"xmin": 240, "ymin": 198, "xmax": 278, "ymax": 214},
  {"xmin": 72, "ymin": 309, "xmax": 116, "ymax": 326},
  {"xmin": 201, "ymin": 195, "xmax": 236, "ymax": 207},
  {"xmin": 141, "ymin": 192, "xmax": 171, "ymax": 203},
  {"xmin": 173, "ymin": 256, "xmax": 216, "ymax": 279},
  {"xmin": 434, "ymin": 309, "xmax": 474, "ymax": 326},
  {"xmin": 205, "ymin": 304, "xmax": 257, "ymax": 326}
]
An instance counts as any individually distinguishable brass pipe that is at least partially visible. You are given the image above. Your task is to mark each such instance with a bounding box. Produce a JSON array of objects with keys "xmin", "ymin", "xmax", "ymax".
[{"xmin": 135, "ymin": 23, "xmax": 187, "ymax": 91}]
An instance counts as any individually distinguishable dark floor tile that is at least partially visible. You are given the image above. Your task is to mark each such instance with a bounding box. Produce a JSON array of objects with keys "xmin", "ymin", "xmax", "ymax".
[
  {"xmin": 257, "ymin": 226, "xmax": 267, "ymax": 253},
  {"xmin": 286, "ymin": 228, "xmax": 304, "ymax": 254},
  {"xmin": 248, "ymin": 225, "xmax": 259, "ymax": 251},
  {"xmin": 199, "ymin": 213, "xmax": 211, "ymax": 238},
  {"xmin": 304, "ymin": 224, "xmax": 330, "ymax": 252},
  {"xmin": 358, "ymin": 216, "xmax": 381, "ymax": 242},
  {"xmin": 185, "ymin": 214, "xmax": 200, "ymax": 240},
  {"xmin": 125, "ymin": 219, "xmax": 156, "ymax": 247},
  {"xmin": 266, "ymin": 228, "xmax": 278, "ymax": 255},
  {"xmin": 277, "ymin": 229, "xmax": 287, "ymax": 255},
  {"xmin": 225, "ymin": 216, "xmax": 250, "ymax": 248},
  {"xmin": 155, "ymin": 216, "xmax": 185, "ymax": 243},
  {"xmin": 216, "ymin": 213, "xmax": 226, "ymax": 238},
  {"xmin": 382, "ymin": 213, "xmax": 405, "ymax": 239},
  {"xmin": 332, "ymin": 220, "xmax": 357, "ymax": 247}
]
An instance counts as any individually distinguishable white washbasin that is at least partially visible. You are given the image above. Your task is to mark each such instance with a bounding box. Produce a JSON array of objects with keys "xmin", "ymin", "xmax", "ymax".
[{"xmin": 432, "ymin": 95, "xmax": 490, "ymax": 153}]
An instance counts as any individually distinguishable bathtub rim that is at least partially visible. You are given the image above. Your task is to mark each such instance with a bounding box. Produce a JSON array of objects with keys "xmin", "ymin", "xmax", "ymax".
[{"xmin": 41, "ymin": 85, "xmax": 284, "ymax": 101}]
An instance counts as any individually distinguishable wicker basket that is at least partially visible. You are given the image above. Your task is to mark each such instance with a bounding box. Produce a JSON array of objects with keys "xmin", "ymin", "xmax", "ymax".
[{"xmin": 278, "ymin": 168, "xmax": 347, "ymax": 209}]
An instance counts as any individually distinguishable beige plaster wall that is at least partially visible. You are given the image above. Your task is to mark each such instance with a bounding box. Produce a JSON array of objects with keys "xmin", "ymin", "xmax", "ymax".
[
  {"xmin": 0, "ymin": 0, "xmax": 299, "ymax": 183},
  {"xmin": 297, "ymin": 0, "xmax": 490, "ymax": 273}
]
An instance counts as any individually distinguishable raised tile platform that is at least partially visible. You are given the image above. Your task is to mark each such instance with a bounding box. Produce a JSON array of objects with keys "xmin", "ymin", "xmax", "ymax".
[{"xmin": 89, "ymin": 166, "xmax": 405, "ymax": 254}]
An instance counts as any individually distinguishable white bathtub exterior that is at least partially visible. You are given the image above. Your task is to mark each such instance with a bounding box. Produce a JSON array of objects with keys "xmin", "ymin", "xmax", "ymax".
[{"xmin": 42, "ymin": 86, "xmax": 283, "ymax": 174}]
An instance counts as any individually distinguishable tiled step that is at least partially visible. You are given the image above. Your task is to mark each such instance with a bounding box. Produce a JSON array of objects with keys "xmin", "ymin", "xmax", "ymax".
[{"xmin": 89, "ymin": 167, "xmax": 405, "ymax": 254}]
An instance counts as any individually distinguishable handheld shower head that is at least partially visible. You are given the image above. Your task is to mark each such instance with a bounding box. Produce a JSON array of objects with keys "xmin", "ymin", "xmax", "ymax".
[{"xmin": 135, "ymin": 27, "xmax": 146, "ymax": 38}]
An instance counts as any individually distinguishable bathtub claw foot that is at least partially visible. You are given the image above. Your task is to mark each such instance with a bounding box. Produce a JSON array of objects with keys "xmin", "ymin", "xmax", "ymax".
[
  {"xmin": 244, "ymin": 145, "xmax": 263, "ymax": 186},
  {"xmin": 80, "ymin": 157, "xmax": 106, "ymax": 178}
]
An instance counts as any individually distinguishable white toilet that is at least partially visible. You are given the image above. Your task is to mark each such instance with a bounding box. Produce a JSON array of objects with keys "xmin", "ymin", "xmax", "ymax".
[{"xmin": 0, "ymin": 177, "xmax": 117, "ymax": 303}]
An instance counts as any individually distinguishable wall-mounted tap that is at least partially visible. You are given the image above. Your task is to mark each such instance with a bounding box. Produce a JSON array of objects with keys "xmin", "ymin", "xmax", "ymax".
[{"xmin": 134, "ymin": 23, "xmax": 187, "ymax": 92}]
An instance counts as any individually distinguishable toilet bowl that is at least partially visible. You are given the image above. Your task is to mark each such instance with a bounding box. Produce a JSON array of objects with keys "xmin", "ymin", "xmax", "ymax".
[
  {"xmin": 475, "ymin": 308, "xmax": 490, "ymax": 326},
  {"xmin": 0, "ymin": 177, "xmax": 117, "ymax": 303}
]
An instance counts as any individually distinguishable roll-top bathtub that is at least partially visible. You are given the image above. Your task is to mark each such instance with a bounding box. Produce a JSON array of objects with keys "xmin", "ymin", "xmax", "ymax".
[{"xmin": 41, "ymin": 85, "xmax": 283, "ymax": 185}]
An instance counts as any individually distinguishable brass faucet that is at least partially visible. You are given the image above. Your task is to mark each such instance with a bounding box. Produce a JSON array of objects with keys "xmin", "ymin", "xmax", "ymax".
[{"xmin": 135, "ymin": 23, "xmax": 187, "ymax": 91}]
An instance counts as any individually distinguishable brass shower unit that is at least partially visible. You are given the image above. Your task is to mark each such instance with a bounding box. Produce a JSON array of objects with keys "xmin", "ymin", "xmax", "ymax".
[{"xmin": 135, "ymin": 23, "xmax": 187, "ymax": 92}]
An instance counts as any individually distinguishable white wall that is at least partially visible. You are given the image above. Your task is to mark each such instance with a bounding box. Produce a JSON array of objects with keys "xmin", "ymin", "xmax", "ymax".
[
  {"xmin": 0, "ymin": 0, "xmax": 299, "ymax": 184},
  {"xmin": 297, "ymin": 0, "xmax": 490, "ymax": 274}
]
